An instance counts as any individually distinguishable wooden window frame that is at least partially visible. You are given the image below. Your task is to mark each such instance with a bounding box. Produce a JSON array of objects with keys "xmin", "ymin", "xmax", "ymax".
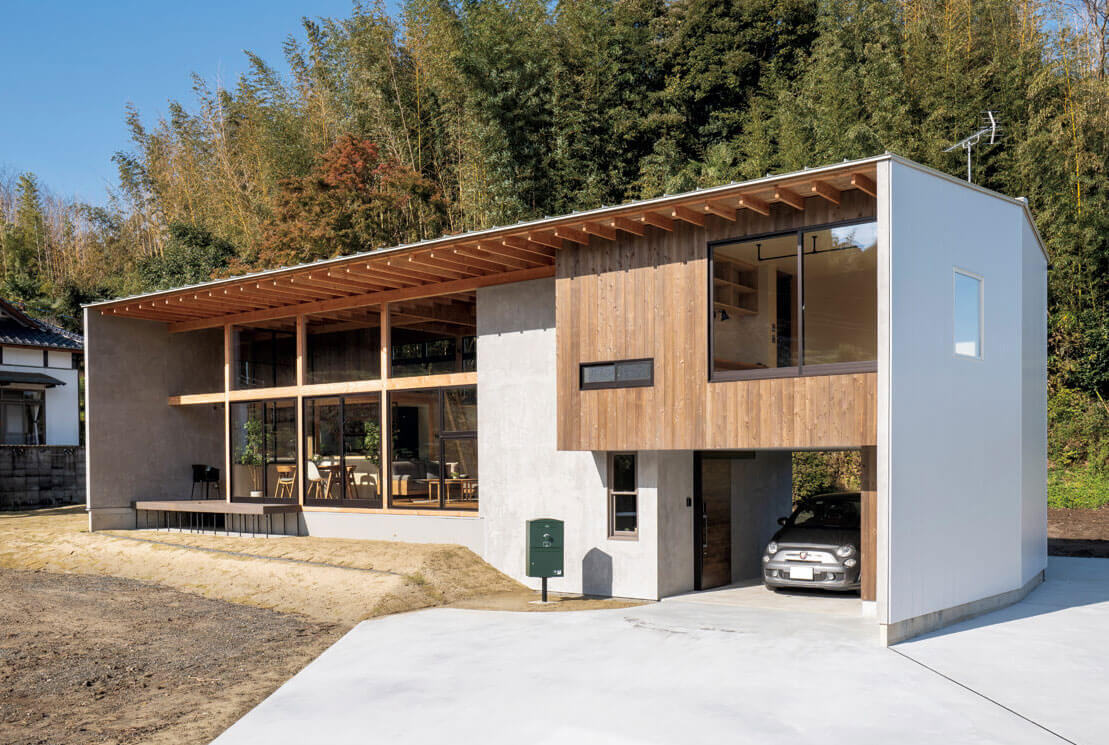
[
  {"xmin": 607, "ymin": 452, "xmax": 638, "ymax": 539},
  {"xmin": 580, "ymin": 359, "xmax": 654, "ymax": 391},
  {"xmin": 707, "ymin": 217, "xmax": 879, "ymax": 383}
]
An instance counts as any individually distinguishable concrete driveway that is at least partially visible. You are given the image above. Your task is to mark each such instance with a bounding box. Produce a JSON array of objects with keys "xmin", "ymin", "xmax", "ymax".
[{"xmin": 213, "ymin": 558, "xmax": 1108, "ymax": 745}]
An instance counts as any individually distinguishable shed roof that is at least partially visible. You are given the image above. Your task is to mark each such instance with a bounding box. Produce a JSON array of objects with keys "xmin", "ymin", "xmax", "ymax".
[{"xmin": 85, "ymin": 153, "xmax": 1044, "ymax": 332}]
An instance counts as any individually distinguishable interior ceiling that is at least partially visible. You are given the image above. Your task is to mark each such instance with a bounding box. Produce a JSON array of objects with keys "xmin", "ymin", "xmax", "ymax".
[{"xmin": 93, "ymin": 164, "xmax": 878, "ymax": 330}]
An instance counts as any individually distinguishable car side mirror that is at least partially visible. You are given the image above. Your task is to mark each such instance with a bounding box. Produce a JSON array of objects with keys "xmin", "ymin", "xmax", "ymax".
[{"xmin": 777, "ymin": 517, "xmax": 788, "ymax": 526}]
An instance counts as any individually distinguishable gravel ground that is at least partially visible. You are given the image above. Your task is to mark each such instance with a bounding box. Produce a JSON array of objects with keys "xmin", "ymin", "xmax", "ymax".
[{"xmin": 0, "ymin": 568, "xmax": 343, "ymax": 745}]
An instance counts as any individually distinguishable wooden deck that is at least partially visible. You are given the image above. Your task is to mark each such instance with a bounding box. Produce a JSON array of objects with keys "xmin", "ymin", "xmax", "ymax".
[
  {"xmin": 134, "ymin": 500, "xmax": 301, "ymax": 536},
  {"xmin": 134, "ymin": 500, "xmax": 301, "ymax": 514}
]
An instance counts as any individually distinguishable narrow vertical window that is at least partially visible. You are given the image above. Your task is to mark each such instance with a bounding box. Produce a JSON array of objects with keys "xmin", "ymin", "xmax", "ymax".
[
  {"xmin": 953, "ymin": 270, "xmax": 983, "ymax": 358},
  {"xmin": 608, "ymin": 452, "xmax": 638, "ymax": 538}
]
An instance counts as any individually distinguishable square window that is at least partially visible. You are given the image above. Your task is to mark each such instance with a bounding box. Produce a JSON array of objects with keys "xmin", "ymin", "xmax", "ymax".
[{"xmin": 954, "ymin": 270, "xmax": 982, "ymax": 358}]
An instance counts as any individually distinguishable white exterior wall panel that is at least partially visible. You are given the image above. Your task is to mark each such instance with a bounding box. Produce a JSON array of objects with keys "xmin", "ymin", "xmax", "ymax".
[
  {"xmin": 477, "ymin": 278, "xmax": 662, "ymax": 600},
  {"xmin": 885, "ymin": 161, "xmax": 1033, "ymax": 624},
  {"xmin": 1020, "ymin": 218, "xmax": 1049, "ymax": 584}
]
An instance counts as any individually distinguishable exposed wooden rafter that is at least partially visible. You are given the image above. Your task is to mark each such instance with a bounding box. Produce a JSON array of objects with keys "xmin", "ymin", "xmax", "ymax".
[
  {"xmin": 810, "ymin": 180, "xmax": 841, "ymax": 205},
  {"xmin": 773, "ymin": 186, "xmax": 805, "ymax": 211}
]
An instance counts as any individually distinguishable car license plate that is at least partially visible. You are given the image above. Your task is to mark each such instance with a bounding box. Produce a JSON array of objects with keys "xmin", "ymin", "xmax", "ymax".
[{"xmin": 789, "ymin": 566, "xmax": 814, "ymax": 581}]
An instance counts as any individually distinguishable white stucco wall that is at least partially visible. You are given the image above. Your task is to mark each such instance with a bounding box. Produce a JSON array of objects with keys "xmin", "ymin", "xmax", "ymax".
[
  {"xmin": 883, "ymin": 161, "xmax": 1046, "ymax": 626},
  {"xmin": 657, "ymin": 451, "xmax": 694, "ymax": 597},
  {"xmin": 730, "ymin": 452, "xmax": 793, "ymax": 581},
  {"xmin": 302, "ymin": 511, "xmax": 484, "ymax": 553},
  {"xmin": 477, "ymin": 278, "xmax": 663, "ymax": 600},
  {"xmin": 0, "ymin": 356, "xmax": 80, "ymax": 447}
]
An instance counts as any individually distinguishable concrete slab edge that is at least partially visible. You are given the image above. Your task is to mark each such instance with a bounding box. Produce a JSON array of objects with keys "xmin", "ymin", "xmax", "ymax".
[
  {"xmin": 88, "ymin": 506, "xmax": 135, "ymax": 531},
  {"xmin": 880, "ymin": 570, "xmax": 1045, "ymax": 646}
]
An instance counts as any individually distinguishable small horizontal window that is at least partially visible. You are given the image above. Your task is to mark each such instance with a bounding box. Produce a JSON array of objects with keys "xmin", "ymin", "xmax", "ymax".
[{"xmin": 580, "ymin": 359, "xmax": 653, "ymax": 390}]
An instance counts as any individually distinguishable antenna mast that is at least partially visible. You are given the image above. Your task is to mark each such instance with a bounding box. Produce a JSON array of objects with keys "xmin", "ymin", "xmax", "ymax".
[{"xmin": 944, "ymin": 111, "xmax": 1001, "ymax": 183}]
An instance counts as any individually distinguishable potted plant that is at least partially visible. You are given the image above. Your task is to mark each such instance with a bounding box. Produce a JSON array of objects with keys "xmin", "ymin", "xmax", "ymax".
[
  {"xmin": 362, "ymin": 420, "xmax": 381, "ymax": 467},
  {"xmin": 238, "ymin": 415, "xmax": 265, "ymax": 498}
]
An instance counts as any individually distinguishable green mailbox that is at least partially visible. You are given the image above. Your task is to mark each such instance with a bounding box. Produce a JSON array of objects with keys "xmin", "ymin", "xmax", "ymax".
[{"xmin": 526, "ymin": 518, "xmax": 564, "ymax": 600}]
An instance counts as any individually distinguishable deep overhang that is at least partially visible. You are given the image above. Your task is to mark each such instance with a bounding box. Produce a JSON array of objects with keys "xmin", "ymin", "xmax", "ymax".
[{"xmin": 84, "ymin": 153, "xmax": 1043, "ymax": 333}]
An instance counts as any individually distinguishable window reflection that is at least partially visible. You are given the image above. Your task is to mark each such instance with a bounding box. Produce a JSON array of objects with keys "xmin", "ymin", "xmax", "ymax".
[{"xmin": 391, "ymin": 293, "xmax": 476, "ymax": 377}]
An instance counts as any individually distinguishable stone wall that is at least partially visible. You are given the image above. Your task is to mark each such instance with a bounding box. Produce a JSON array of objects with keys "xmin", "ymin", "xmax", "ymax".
[{"xmin": 0, "ymin": 445, "xmax": 85, "ymax": 508}]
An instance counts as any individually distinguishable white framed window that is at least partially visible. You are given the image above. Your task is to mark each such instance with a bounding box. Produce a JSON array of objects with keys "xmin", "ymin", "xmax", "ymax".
[
  {"xmin": 608, "ymin": 452, "xmax": 638, "ymax": 539},
  {"xmin": 953, "ymin": 269, "xmax": 983, "ymax": 359}
]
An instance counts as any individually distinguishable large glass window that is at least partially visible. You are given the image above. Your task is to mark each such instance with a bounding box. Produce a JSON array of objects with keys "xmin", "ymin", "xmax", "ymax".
[
  {"xmin": 306, "ymin": 307, "xmax": 381, "ymax": 384},
  {"xmin": 390, "ymin": 386, "xmax": 477, "ymax": 510},
  {"xmin": 304, "ymin": 394, "xmax": 383, "ymax": 507},
  {"xmin": 710, "ymin": 219, "xmax": 876, "ymax": 379},
  {"xmin": 801, "ymin": 222, "xmax": 878, "ymax": 367},
  {"xmin": 231, "ymin": 399, "xmax": 297, "ymax": 501},
  {"xmin": 0, "ymin": 389, "xmax": 45, "ymax": 445},
  {"xmin": 234, "ymin": 321, "xmax": 296, "ymax": 389},
  {"xmin": 390, "ymin": 293, "xmax": 476, "ymax": 378}
]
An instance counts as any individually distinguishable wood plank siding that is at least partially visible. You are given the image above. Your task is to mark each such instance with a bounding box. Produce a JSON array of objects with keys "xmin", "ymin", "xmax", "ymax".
[{"xmin": 556, "ymin": 191, "xmax": 877, "ymax": 452}]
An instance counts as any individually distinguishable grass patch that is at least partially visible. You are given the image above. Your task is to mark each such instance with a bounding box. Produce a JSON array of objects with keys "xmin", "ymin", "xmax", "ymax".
[{"xmin": 1048, "ymin": 464, "xmax": 1109, "ymax": 509}]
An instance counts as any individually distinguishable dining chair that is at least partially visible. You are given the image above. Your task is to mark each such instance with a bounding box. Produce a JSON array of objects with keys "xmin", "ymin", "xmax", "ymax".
[
  {"xmin": 306, "ymin": 461, "xmax": 335, "ymax": 500},
  {"xmin": 274, "ymin": 464, "xmax": 297, "ymax": 501}
]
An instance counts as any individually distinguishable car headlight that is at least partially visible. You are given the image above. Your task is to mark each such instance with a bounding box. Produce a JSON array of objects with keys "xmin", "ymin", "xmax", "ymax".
[
  {"xmin": 844, "ymin": 558, "xmax": 857, "ymax": 568},
  {"xmin": 766, "ymin": 542, "xmax": 779, "ymax": 555},
  {"xmin": 835, "ymin": 544, "xmax": 856, "ymax": 558}
]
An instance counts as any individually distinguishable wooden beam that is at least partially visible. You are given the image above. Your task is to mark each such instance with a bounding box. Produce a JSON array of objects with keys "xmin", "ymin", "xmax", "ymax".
[
  {"xmin": 702, "ymin": 201, "xmax": 736, "ymax": 221},
  {"xmin": 810, "ymin": 180, "xmax": 841, "ymax": 205},
  {"xmin": 580, "ymin": 222, "xmax": 616, "ymax": 241},
  {"xmin": 553, "ymin": 226, "xmax": 591, "ymax": 245},
  {"xmin": 169, "ymin": 265, "xmax": 555, "ymax": 333},
  {"xmin": 609, "ymin": 217, "xmax": 646, "ymax": 236},
  {"xmin": 500, "ymin": 237, "xmax": 556, "ymax": 261},
  {"xmin": 526, "ymin": 232, "xmax": 563, "ymax": 250},
  {"xmin": 640, "ymin": 212, "xmax": 674, "ymax": 231},
  {"xmin": 851, "ymin": 172, "xmax": 877, "ymax": 197},
  {"xmin": 669, "ymin": 205, "xmax": 705, "ymax": 226},
  {"xmin": 773, "ymin": 186, "xmax": 805, "ymax": 211},
  {"xmin": 473, "ymin": 241, "xmax": 545, "ymax": 267},
  {"xmin": 429, "ymin": 249, "xmax": 515, "ymax": 273},
  {"xmin": 406, "ymin": 254, "xmax": 483, "ymax": 278},
  {"xmin": 737, "ymin": 194, "xmax": 771, "ymax": 216},
  {"xmin": 456, "ymin": 246, "xmax": 534, "ymax": 271}
]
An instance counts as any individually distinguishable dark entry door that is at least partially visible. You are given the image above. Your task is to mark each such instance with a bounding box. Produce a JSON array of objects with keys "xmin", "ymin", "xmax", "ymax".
[{"xmin": 694, "ymin": 454, "xmax": 732, "ymax": 590}]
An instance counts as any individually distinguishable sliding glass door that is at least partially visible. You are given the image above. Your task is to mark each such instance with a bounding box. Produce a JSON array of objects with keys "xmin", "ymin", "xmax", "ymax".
[
  {"xmin": 303, "ymin": 394, "xmax": 383, "ymax": 508},
  {"xmin": 230, "ymin": 399, "xmax": 297, "ymax": 502}
]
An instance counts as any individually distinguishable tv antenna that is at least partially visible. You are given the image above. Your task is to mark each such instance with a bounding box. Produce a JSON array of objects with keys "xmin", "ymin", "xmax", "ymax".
[{"xmin": 944, "ymin": 111, "xmax": 1001, "ymax": 183}]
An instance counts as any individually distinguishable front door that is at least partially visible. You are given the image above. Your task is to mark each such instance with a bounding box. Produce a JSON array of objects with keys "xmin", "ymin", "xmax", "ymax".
[{"xmin": 694, "ymin": 453, "xmax": 732, "ymax": 590}]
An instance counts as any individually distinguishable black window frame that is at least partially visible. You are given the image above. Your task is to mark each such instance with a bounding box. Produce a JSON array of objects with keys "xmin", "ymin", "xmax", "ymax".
[
  {"xmin": 302, "ymin": 393, "xmax": 385, "ymax": 509},
  {"xmin": 388, "ymin": 385, "xmax": 478, "ymax": 511},
  {"xmin": 580, "ymin": 358, "xmax": 654, "ymax": 390},
  {"xmin": 707, "ymin": 217, "xmax": 878, "ymax": 383},
  {"xmin": 229, "ymin": 397, "xmax": 298, "ymax": 503}
]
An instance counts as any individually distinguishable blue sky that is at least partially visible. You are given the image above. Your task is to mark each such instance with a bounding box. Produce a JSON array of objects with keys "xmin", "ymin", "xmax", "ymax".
[{"xmin": 0, "ymin": 1, "xmax": 381, "ymax": 205}]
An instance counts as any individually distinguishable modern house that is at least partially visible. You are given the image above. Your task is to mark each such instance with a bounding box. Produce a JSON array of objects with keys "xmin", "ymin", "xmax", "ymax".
[
  {"xmin": 0, "ymin": 298, "xmax": 84, "ymax": 508},
  {"xmin": 84, "ymin": 154, "xmax": 1047, "ymax": 644}
]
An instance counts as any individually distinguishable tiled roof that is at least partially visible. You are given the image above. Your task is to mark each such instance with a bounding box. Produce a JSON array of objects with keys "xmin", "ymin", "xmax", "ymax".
[{"xmin": 0, "ymin": 300, "xmax": 83, "ymax": 352}]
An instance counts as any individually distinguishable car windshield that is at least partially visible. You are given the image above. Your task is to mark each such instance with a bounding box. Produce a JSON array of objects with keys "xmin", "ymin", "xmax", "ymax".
[{"xmin": 790, "ymin": 497, "xmax": 860, "ymax": 529}]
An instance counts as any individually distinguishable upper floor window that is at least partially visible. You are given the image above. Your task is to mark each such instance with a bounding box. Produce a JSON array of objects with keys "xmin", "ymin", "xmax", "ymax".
[
  {"xmin": 710, "ymin": 220, "xmax": 877, "ymax": 380},
  {"xmin": 953, "ymin": 270, "xmax": 983, "ymax": 358},
  {"xmin": 581, "ymin": 359, "xmax": 653, "ymax": 390}
]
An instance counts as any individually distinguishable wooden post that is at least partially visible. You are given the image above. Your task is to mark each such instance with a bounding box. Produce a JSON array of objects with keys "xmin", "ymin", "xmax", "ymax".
[
  {"xmin": 860, "ymin": 445, "xmax": 877, "ymax": 602},
  {"xmin": 223, "ymin": 324, "xmax": 232, "ymax": 502},
  {"xmin": 296, "ymin": 314, "xmax": 306, "ymax": 505},
  {"xmin": 380, "ymin": 303, "xmax": 391, "ymax": 509}
]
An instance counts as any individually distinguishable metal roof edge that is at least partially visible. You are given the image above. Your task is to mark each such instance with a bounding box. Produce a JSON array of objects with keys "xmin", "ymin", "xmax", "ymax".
[{"xmin": 886, "ymin": 154, "xmax": 1049, "ymax": 262}]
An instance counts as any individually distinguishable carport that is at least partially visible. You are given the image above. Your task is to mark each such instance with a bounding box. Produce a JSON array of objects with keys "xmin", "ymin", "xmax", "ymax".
[{"xmin": 689, "ymin": 449, "xmax": 876, "ymax": 611}]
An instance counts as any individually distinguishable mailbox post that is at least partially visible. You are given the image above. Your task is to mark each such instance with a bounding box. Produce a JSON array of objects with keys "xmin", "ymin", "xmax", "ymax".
[{"xmin": 526, "ymin": 518, "xmax": 564, "ymax": 602}]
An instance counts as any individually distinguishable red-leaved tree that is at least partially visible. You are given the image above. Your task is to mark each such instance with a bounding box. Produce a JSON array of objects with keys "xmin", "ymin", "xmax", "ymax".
[{"xmin": 255, "ymin": 136, "xmax": 448, "ymax": 268}]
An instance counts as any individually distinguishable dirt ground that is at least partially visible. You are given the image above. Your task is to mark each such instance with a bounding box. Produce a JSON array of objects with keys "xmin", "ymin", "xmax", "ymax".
[
  {"xmin": 0, "ymin": 568, "xmax": 343, "ymax": 745},
  {"xmin": 0, "ymin": 507, "xmax": 643, "ymax": 744},
  {"xmin": 1049, "ymin": 506, "xmax": 1109, "ymax": 557}
]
